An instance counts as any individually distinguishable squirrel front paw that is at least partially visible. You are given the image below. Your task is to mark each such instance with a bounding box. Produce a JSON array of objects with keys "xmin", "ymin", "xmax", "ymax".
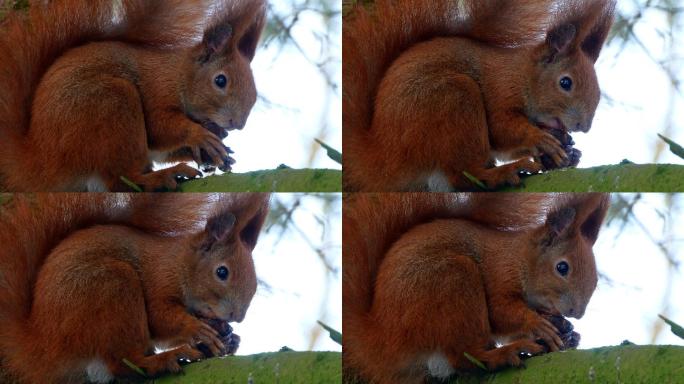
[
  {"xmin": 199, "ymin": 146, "xmax": 236, "ymax": 173},
  {"xmin": 196, "ymin": 318, "xmax": 240, "ymax": 357},
  {"xmin": 181, "ymin": 319, "xmax": 226, "ymax": 357},
  {"xmin": 540, "ymin": 128, "xmax": 581, "ymax": 169},
  {"xmin": 522, "ymin": 314, "xmax": 564, "ymax": 352},
  {"xmin": 538, "ymin": 314, "xmax": 581, "ymax": 350},
  {"xmin": 186, "ymin": 127, "xmax": 231, "ymax": 169},
  {"xmin": 532, "ymin": 130, "xmax": 568, "ymax": 168}
]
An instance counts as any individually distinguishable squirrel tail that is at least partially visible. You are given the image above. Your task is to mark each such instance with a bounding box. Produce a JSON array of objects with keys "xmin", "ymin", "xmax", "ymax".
[
  {"xmin": 342, "ymin": 0, "xmax": 556, "ymax": 189},
  {"xmin": 0, "ymin": 193, "xmax": 216, "ymax": 381},
  {"xmin": 0, "ymin": 0, "xmax": 210, "ymax": 187},
  {"xmin": 342, "ymin": 192, "xmax": 608, "ymax": 379}
]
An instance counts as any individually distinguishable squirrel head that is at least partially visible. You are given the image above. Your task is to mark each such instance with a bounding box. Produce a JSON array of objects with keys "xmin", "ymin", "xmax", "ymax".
[
  {"xmin": 523, "ymin": 195, "xmax": 609, "ymax": 319},
  {"xmin": 181, "ymin": 1, "xmax": 266, "ymax": 139},
  {"xmin": 525, "ymin": 0, "xmax": 615, "ymax": 134},
  {"xmin": 184, "ymin": 195, "xmax": 269, "ymax": 323}
]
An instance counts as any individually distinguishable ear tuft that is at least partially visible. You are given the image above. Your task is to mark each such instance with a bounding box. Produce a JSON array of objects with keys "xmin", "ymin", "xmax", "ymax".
[
  {"xmin": 202, "ymin": 212, "xmax": 236, "ymax": 251},
  {"xmin": 238, "ymin": 23, "xmax": 261, "ymax": 61},
  {"xmin": 543, "ymin": 206, "xmax": 576, "ymax": 245},
  {"xmin": 581, "ymin": 20, "xmax": 612, "ymax": 62},
  {"xmin": 545, "ymin": 24, "xmax": 577, "ymax": 63},
  {"xmin": 199, "ymin": 23, "xmax": 233, "ymax": 62},
  {"xmin": 580, "ymin": 206, "xmax": 606, "ymax": 244}
]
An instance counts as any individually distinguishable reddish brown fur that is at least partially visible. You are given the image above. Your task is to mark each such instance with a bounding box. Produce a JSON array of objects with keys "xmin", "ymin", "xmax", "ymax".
[
  {"xmin": 0, "ymin": 193, "xmax": 269, "ymax": 383},
  {"xmin": 0, "ymin": 0, "xmax": 266, "ymax": 191},
  {"xmin": 343, "ymin": 193, "xmax": 609, "ymax": 383},
  {"xmin": 343, "ymin": 0, "xmax": 616, "ymax": 191}
]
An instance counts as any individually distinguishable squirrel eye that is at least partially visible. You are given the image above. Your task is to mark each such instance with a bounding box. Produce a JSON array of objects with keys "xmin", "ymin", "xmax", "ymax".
[
  {"xmin": 214, "ymin": 74, "xmax": 227, "ymax": 89},
  {"xmin": 559, "ymin": 77, "xmax": 573, "ymax": 91},
  {"xmin": 556, "ymin": 261, "xmax": 570, "ymax": 277},
  {"xmin": 216, "ymin": 266, "xmax": 229, "ymax": 281}
]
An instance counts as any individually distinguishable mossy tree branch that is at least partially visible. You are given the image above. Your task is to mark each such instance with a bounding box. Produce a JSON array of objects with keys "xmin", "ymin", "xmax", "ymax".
[
  {"xmin": 123, "ymin": 351, "xmax": 341, "ymax": 384},
  {"xmin": 502, "ymin": 163, "xmax": 684, "ymax": 192},
  {"xmin": 178, "ymin": 168, "xmax": 342, "ymax": 192},
  {"xmin": 449, "ymin": 344, "xmax": 684, "ymax": 384}
]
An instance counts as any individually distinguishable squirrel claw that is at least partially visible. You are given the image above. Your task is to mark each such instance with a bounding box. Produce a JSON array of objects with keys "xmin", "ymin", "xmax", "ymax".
[
  {"xmin": 218, "ymin": 155, "xmax": 236, "ymax": 172},
  {"xmin": 188, "ymin": 128, "xmax": 229, "ymax": 169},
  {"xmin": 183, "ymin": 320, "xmax": 224, "ymax": 357},
  {"xmin": 525, "ymin": 315, "xmax": 563, "ymax": 352},
  {"xmin": 538, "ymin": 133, "xmax": 568, "ymax": 167}
]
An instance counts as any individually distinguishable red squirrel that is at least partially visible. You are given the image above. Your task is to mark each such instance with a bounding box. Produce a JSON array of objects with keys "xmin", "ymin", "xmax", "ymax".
[
  {"xmin": 343, "ymin": 0, "xmax": 616, "ymax": 191},
  {"xmin": 0, "ymin": 193, "xmax": 269, "ymax": 383},
  {"xmin": 343, "ymin": 193, "xmax": 609, "ymax": 383},
  {"xmin": 0, "ymin": 0, "xmax": 266, "ymax": 191}
]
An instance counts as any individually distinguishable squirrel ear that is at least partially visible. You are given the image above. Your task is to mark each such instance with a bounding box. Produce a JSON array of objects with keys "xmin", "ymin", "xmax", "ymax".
[
  {"xmin": 542, "ymin": 206, "xmax": 577, "ymax": 246},
  {"xmin": 201, "ymin": 212, "xmax": 236, "ymax": 250},
  {"xmin": 579, "ymin": 205, "xmax": 607, "ymax": 245},
  {"xmin": 580, "ymin": 0, "xmax": 616, "ymax": 62},
  {"xmin": 239, "ymin": 208, "xmax": 266, "ymax": 250},
  {"xmin": 544, "ymin": 24, "xmax": 576, "ymax": 63},
  {"xmin": 199, "ymin": 23, "xmax": 234, "ymax": 62},
  {"xmin": 580, "ymin": 21, "xmax": 612, "ymax": 63},
  {"xmin": 238, "ymin": 22, "xmax": 262, "ymax": 62}
]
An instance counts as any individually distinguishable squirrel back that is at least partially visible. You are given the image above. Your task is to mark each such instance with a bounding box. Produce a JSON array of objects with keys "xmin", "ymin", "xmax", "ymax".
[
  {"xmin": 0, "ymin": 193, "xmax": 210, "ymax": 336},
  {"xmin": 0, "ymin": 0, "xmax": 206, "ymax": 138},
  {"xmin": 343, "ymin": 192, "xmax": 564, "ymax": 323},
  {"xmin": 343, "ymin": 0, "xmax": 615, "ymax": 191},
  {"xmin": 343, "ymin": 193, "xmax": 609, "ymax": 382},
  {"xmin": 0, "ymin": 193, "xmax": 270, "ymax": 382},
  {"xmin": 0, "ymin": 0, "xmax": 266, "ymax": 191}
]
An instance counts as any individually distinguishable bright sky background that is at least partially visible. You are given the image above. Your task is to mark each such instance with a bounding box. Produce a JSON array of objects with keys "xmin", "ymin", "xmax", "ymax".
[
  {"xmin": 233, "ymin": 194, "xmax": 341, "ymax": 355},
  {"xmin": 221, "ymin": 0, "xmax": 343, "ymax": 355},
  {"xmin": 224, "ymin": 1, "xmax": 342, "ymax": 174},
  {"xmin": 576, "ymin": 2, "xmax": 684, "ymax": 167},
  {"xmin": 571, "ymin": 3, "xmax": 684, "ymax": 349},
  {"xmin": 577, "ymin": 193, "xmax": 684, "ymax": 349}
]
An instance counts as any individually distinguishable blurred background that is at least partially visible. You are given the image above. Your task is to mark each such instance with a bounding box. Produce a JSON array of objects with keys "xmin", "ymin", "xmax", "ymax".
[
  {"xmin": 579, "ymin": 0, "xmax": 684, "ymax": 167},
  {"xmin": 230, "ymin": 0, "xmax": 344, "ymax": 351},
  {"xmin": 577, "ymin": 193, "xmax": 684, "ymax": 348},
  {"xmin": 236, "ymin": 193, "xmax": 342, "ymax": 355},
  {"xmin": 230, "ymin": 0, "xmax": 342, "ymax": 173},
  {"xmin": 566, "ymin": 1, "xmax": 684, "ymax": 348}
]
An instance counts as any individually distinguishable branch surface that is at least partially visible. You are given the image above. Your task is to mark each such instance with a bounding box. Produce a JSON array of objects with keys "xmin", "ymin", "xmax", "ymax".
[
  {"xmin": 505, "ymin": 163, "xmax": 684, "ymax": 192},
  {"xmin": 140, "ymin": 351, "xmax": 341, "ymax": 384},
  {"xmin": 179, "ymin": 168, "xmax": 342, "ymax": 192},
  {"xmin": 450, "ymin": 344, "xmax": 684, "ymax": 383}
]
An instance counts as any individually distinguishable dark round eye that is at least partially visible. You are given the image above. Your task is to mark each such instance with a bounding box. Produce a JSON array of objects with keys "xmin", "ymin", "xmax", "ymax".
[
  {"xmin": 559, "ymin": 77, "xmax": 573, "ymax": 91},
  {"xmin": 216, "ymin": 266, "xmax": 229, "ymax": 281},
  {"xmin": 556, "ymin": 261, "xmax": 569, "ymax": 277},
  {"xmin": 214, "ymin": 74, "xmax": 227, "ymax": 89}
]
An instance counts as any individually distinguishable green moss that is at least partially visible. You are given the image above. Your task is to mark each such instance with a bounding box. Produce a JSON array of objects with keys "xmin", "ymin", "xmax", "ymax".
[
  {"xmin": 147, "ymin": 351, "xmax": 341, "ymax": 384},
  {"xmin": 448, "ymin": 345, "xmax": 684, "ymax": 384},
  {"xmin": 178, "ymin": 168, "xmax": 342, "ymax": 192},
  {"xmin": 503, "ymin": 163, "xmax": 684, "ymax": 192}
]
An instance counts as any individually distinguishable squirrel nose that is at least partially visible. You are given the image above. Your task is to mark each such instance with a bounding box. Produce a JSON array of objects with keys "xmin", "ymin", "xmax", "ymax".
[
  {"xmin": 576, "ymin": 121, "xmax": 591, "ymax": 133},
  {"xmin": 228, "ymin": 119, "xmax": 245, "ymax": 130}
]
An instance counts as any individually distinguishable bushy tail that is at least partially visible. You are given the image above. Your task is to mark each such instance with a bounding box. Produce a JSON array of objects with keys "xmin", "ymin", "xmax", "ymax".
[
  {"xmin": 342, "ymin": 0, "xmax": 556, "ymax": 190},
  {"xmin": 0, "ymin": 193, "xmax": 215, "ymax": 381},
  {"xmin": 342, "ymin": 192, "xmax": 583, "ymax": 379},
  {"xmin": 0, "ymin": 0, "xmax": 211, "ymax": 185}
]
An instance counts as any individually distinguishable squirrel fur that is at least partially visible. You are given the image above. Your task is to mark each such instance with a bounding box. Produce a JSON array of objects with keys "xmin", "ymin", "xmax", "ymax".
[
  {"xmin": 0, "ymin": 193, "xmax": 270, "ymax": 383},
  {"xmin": 343, "ymin": 0, "xmax": 616, "ymax": 191},
  {"xmin": 343, "ymin": 193, "xmax": 609, "ymax": 383},
  {"xmin": 0, "ymin": 0, "xmax": 266, "ymax": 191}
]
